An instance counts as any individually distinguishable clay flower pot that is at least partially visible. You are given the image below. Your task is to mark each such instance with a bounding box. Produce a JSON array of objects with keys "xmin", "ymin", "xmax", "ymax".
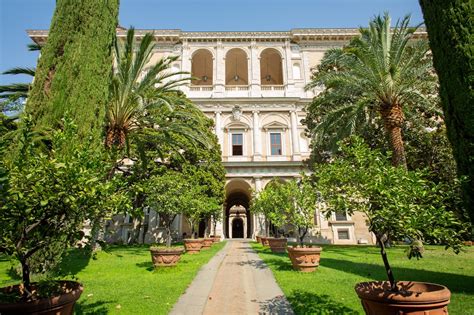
[
  {"xmin": 0, "ymin": 280, "xmax": 83, "ymax": 315},
  {"xmin": 267, "ymin": 237, "xmax": 287, "ymax": 253},
  {"xmin": 261, "ymin": 237, "xmax": 270, "ymax": 247},
  {"xmin": 184, "ymin": 239, "xmax": 203, "ymax": 254},
  {"xmin": 202, "ymin": 238, "xmax": 214, "ymax": 249},
  {"xmin": 150, "ymin": 247, "xmax": 184, "ymax": 267},
  {"xmin": 287, "ymin": 246, "xmax": 322, "ymax": 272},
  {"xmin": 256, "ymin": 235, "xmax": 261, "ymax": 244},
  {"xmin": 209, "ymin": 235, "xmax": 220, "ymax": 243},
  {"xmin": 355, "ymin": 281, "xmax": 451, "ymax": 315}
]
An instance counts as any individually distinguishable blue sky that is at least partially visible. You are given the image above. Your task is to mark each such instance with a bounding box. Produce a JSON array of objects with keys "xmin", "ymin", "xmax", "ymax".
[{"xmin": 0, "ymin": 0, "xmax": 423, "ymax": 86}]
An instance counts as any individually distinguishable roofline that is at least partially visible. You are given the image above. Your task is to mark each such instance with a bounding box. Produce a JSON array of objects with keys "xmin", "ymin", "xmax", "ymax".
[{"xmin": 26, "ymin": 27, "xmax": 427, "ymax": 45}]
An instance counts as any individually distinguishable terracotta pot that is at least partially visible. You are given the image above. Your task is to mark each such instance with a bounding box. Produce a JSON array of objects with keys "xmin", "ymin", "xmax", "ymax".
[
  {"xmin": 202, "ymin": 238, "xmax": 214, "ymax": 249},
  {"xmin": 267, "ymin": 237, "xmax": 287, "ymax": 253},
  {"xmin": 150, "ymin": 247, "xmax": 184, "ymax": 267},
  {"xmin": 256, "ymin": 236, "xmax": 261, "ymax": 243},
  {"xmin": 184, "ymin": 239, "xmax": 203, "ymax": 254},
  {"xmin": 355, "ymin": 281, "xmax": 451, "ymax": 315},
  {"xmin": 261, "ymin": 237, "xmax": 270, "ymax": 247},
  {"xmin": 287, "ymin": 246, "xmax": 322, "ymax": 272},
  {"xmin": 0, "ymin": 280, "xmax": 83, "ymax": 315}
]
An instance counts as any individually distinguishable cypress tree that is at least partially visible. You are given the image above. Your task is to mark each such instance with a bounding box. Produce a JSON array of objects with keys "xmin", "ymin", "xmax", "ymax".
[
  {"xmin": 418, "ymin": 0, "xmax": 474, "ymax": 225},
  {"xmin": 26, "ymin": 0, "xmax": 119, "ymax": 142}
]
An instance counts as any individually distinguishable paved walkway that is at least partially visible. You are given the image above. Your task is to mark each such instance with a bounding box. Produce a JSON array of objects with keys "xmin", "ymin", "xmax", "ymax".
[{"xmin": 170, "ymin": 239, "xmax": 294, "ymax": 315}]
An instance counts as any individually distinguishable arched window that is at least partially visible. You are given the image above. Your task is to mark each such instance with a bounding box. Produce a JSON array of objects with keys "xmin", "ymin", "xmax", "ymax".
[
  {"xmin": 225, "ymin": 48, "xmax": 248, "ymax": 85},
  {"xmin": 293, "ymin": 62, "xmax": 301, "ymax": 80},
  {"xmin": 260, "ymin": 48, "xmax": 283, "ymax": 85},
  {"xmin": 191, "ymin": 49, "xmax": 213, "ymax": 85}
]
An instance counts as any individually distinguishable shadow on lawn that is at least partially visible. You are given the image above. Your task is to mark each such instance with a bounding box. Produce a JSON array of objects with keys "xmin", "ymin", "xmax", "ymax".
[
  {"xmin": 75, "ymin": 299, "xmax": 115, "ymax": 314},
  {"xmin": 287, "ymin": 290, "xmax": 359, "ymax": 315},
  {"xmin": 321, "ymin": 258, "xmax": 474, "ymax": 294}
]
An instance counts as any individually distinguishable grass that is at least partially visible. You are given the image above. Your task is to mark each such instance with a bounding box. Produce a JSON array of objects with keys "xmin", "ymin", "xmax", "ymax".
[
  {"xmin": 252, "ymin": 242, "xmax": 474, "ymax": 315},
  {"xmin": 0, "ymin": 241, "xmax": 226, "ymax": 314}
]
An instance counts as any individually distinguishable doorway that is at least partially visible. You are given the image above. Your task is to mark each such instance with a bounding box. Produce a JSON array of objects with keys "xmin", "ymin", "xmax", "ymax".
[{"xmin": 232, "ymin": 218, "xmax": 244, "ymax": 238}]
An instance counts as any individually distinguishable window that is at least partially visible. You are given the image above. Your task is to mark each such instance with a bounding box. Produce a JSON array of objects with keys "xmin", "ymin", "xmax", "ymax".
[
  {"xmin": 270, "ymin": 133, "xmax": 282, "ymax": 155},
  {"xmin": 335, "ymin": 211, "xmax": 348, "ymax": 221},
  {"xmin": 337, "ymin": 229, "xmax": 350, "ymax": 240},
  {"xmin": 232, "ymin": 133, "xmax": 243, "ymax": 156}
]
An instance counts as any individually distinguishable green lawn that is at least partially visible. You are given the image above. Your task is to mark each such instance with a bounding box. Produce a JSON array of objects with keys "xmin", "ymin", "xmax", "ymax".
[
  {"xmin": 252, "ymin": 242, "xmax": 474, "ymax": 315},
  {"xmin": 0, "ymin": 241, "xmax": 226, "ymax": 314}
]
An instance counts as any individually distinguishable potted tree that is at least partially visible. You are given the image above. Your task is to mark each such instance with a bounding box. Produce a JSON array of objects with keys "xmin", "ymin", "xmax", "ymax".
[
  {"xmin": 201, "ymin": 199, "xmax": 220, "ymax": 248},
  {"xmin": 209, "ymin": 210, "xmax": 222, "ymax": 243},
  {"xmin": 250, "ymin": 186, "xmax": 273, "ymax": 247},
  {"xmin": 315, "ymin": 138, "xmax": 467, "ymax": 314},
  {"xmin": 251, "ymin": 181, "xmax": 288, "ymax": 253},
  {"xmin": 144, "ymin": 172, "xmax": 186, "ymax": 267},
  {"xmin": 182, "ymin": 185, "xmax": 207, "ymax": 254},
  {"xmin": 0, "ymin": 119, "xmax": 123, "ymax": 314},
  {"xmin": 282, "ymin": 177, "xmax": 322, "ymax": 272}
]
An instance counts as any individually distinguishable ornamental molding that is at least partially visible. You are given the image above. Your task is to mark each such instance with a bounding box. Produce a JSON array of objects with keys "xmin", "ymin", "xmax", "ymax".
[{"xmin": 27, "ymin": 28, "xmax": 427, "ymax": 46}]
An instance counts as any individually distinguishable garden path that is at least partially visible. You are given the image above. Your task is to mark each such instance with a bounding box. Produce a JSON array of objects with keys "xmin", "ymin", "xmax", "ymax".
[{"xmin": 169, "ymin": 239, "xmax": 293, "ymax": 315}]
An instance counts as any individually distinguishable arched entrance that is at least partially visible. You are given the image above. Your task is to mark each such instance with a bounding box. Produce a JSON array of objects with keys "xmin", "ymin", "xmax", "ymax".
[
  {"xmin": 225, "ymin": 179, "xmax": 252, "ymax": 238},
  {"xmin": 231, "ymin": 217, "xmax": 244, "ymax": 238}
]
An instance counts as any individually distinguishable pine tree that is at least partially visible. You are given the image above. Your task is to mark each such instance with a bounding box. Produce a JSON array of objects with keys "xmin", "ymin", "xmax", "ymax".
[
  {"xmin": 418, "ymin": 0, "xmax": 474, "ymax": 224},
  {"xmin": 26, "ymin": 0, "xmax": 119, "ymax": 143}
]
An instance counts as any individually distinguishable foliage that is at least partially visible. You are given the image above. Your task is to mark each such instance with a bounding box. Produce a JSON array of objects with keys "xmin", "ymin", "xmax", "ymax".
[
  {"xmin": 26, "ymin": 0, "xmax": 119, "ymax": 143},
  {"xmin": 250, "ymin": 180, "xmax": 289, "ymax": 236},
  {"xmin": 106, "ymin": 27, "xmax": 191, "ymax": 149},
  {"xmin": 418, "ymin": 0, "xmax": 474, "ymax": 226},
  {"xmin": 117, "ymin": 92, "xmax": 225, "ymax": 243},
  {"xmin": 305, "ymin": 13, "xmax": 435, "ymax": 168},
  {"xmin": 280, "ymin": 177, "xmax": 318, "ymax": 246},
  {"xmin": 0, "ymin": 117, "xmax": 126, "ymax": 297},
  {"xmin": 313, "ymin": 137, "xmax": 468, "ymax": 288},
  {"xmin": 142, "ymin": 171, "xmax": 191, "ymax": 247}
]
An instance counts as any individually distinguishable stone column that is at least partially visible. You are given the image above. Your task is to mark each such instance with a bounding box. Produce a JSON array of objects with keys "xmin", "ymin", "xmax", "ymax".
[
  {"xmin": 284, "ymin": 40, "xmax": 294, "ymax": 94},
  {"xmin": 290, "ymin": 110, "xmax": 301, "ymax": 160},
  {"xmin": 215, "ymin": 110, "xmax": 224, "ymax": 149},
  {"xmin": 250, "ymin": 40, "xmax": 261, "ymax": 97},
  {"xmin": 181, "ymin": 40, "xmax": 191, "ymax": 95},
  {"xmin": 214, "ymin": 40, "xmax": 225, "ymax": 96},
  {"xmin": 252, "ymin": 110, "xmax": 262, "ymax": 160}
]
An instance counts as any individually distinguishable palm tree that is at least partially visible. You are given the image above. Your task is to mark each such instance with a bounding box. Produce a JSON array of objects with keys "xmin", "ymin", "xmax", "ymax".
[
  {"xmin": 106, "ymin": 27, "xmax": 195, "ymax": 149},
  {"xmin": 0, "ymin": 44, "xmax": 41, "ymax": 109},
  {"xmin": 306, "ymin": 13, "xmax": 436, "ymax": 168}
]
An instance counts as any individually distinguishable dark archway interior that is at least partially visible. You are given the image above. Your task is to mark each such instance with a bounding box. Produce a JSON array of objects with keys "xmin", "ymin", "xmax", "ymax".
[
  {"xmin": 232, "ymin": 217, "xmax": 244, "ymax": 238},
  {"xmin": 225, "ymin": 191, "xmax": 251, "ymax": 238}
]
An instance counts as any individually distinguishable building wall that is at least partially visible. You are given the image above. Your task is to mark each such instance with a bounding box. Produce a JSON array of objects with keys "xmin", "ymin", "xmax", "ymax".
[{"xmin": 28, "ymin": 28, "xmax": 389, "ymax": 245}]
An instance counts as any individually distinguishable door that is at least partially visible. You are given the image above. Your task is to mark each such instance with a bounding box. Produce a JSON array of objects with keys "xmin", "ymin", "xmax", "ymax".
[{"xmin": 232, "ymin": 218, "xmax": 244, "ymax": 238}]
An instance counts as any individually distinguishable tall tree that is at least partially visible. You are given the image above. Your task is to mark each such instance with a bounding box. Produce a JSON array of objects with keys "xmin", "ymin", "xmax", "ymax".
[
  {"xmin": 106, "ymin": 28, "xmax": 190, "ymax": 149},
  {"xmin": 306, "ymin": 13, "xmax": 433, "ymax": 168},
  {"xmin": 418, "ymin": 1, "xmax": 474, "ymax": 225},
  {"xmin": 26, "ymin": 0, "xmax": 119, "ymax": 142}
]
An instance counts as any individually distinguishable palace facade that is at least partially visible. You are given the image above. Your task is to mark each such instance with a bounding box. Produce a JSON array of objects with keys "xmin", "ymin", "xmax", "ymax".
[{"xmin": 28, "ymin": 28, "xmax": 417, "ymax": 245}]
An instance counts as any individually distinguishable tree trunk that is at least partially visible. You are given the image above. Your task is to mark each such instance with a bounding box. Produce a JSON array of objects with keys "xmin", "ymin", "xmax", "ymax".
[
  {"xmin": 20, "ymin": 258, "xmax": 31, "ymax": 297},
  {"xmin": 166, "ymin": 224, "xmax": 172, "ymax": 247},
  {"xmin": 380, "ymin": 103, "xmax": 407, "ymax": 168},
  {"xmin": 377, "ymin": 235, "xmax": 397, "ymax": 291},
  {"xmin": 419, "ymin": 0, "xmax": 474, "ymax": 225}
]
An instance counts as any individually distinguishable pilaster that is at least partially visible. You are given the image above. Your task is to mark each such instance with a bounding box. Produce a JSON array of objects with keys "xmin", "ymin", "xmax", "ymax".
[
  {"xmin": 290, "ymin": 110, "xmax": 301, "ymax": 160},
  {"xmin": 252, "ymin": 110, "xmax": 262, "ymax": 161}
]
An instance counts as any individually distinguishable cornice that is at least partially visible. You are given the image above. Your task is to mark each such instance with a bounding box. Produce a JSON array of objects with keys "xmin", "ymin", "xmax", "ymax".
[{"xmin": 27, "ymin": 28, "xmax": 428, "ymax": 45}]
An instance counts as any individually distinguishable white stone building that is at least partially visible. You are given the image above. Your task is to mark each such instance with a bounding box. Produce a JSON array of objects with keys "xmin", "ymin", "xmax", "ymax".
[{"xmin": 29, "ymin": 28, "xmax": 425, "ymax": 245}]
